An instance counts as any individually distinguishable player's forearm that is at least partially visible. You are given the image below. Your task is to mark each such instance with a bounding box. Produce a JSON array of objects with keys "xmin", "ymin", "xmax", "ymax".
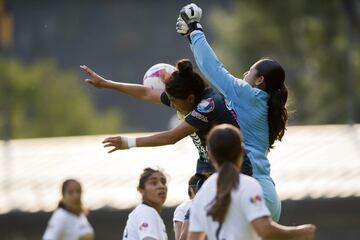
[
  {"xmin": 178, "ymin": 221, "xmax": 189, "ymax": 240},
  {"xmin": 262, "ymin": 223, "xmax": 311, "ymax": 240},
  {"xmin": 103, "ymin": 80, "xmax": 156, "ymax": 102},
  {"xmin": 189, "ymin": 232, "xmax": 206, "ymax": 240},
  {"xmin": 174, "ymin": 222, "xmax": 183, "ymax": 240},
  {"xmin": 190, "ymin": 31, "xmax": 235, "ymax": 98},
  {"xmin": 136, "ymin": 132, "xmax": 181, "ymax": 147}
]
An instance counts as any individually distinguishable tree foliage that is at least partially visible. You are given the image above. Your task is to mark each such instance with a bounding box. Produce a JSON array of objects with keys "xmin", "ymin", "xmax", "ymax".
[
  {"xmin": 208, "ymin": 0, "xmax": 360, "ymax": 124},
  {"xmin": 0, "ymin": 57, "xmax": 123, "ymax": 139}
]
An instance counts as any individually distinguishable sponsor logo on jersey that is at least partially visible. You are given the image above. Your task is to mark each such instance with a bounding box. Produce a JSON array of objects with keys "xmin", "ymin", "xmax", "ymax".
[
  {"xmin": 250, "ymin": 195, "xmax": 262, "ymax": 204},
  {"xmin": 191, "ymin": 111, "xmax": 208, "ymax": 122},
  {"xmin": 139, "ymin": 222, "xmax": 149, "ymax": 230},
  {"xmin": 197, "ymin": 98, "xmax": 215, "ymax": 113}
]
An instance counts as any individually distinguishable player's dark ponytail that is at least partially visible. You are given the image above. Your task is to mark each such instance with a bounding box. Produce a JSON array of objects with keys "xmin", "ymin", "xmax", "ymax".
[
  {"xmin": 166, "ymin": 59, "xmax": 207, "ymax": 103},
  {"xmin": 207, "ymin": 162, "xmax": 239, "ymax": 223},
  {"xmin": 206, "ymin": 124, "xmax": 244, "ymax": 224},
  {"xmin": 268, "ymin": 83, "xmax": 288, "ymax": 148},
  {"xmin": 254, "ymin": 59, "xmax": 288, "ymax": 149}
]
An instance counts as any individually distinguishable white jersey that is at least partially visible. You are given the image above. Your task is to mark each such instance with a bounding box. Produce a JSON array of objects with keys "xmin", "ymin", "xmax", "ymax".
[
  {"xmin": 189, "ymin": 173, "xmax": 270, "ymax": 240},
  {"xmin": 123, "ymin": 203, "xmax": 168, "ymax": 240},
  {"xmin": 173, "ymin": 200, "xmax": 192, "ymax": 223},
  {"xmin": 43, "ymin": 208, "xmax": 94, "ymax": 240}
]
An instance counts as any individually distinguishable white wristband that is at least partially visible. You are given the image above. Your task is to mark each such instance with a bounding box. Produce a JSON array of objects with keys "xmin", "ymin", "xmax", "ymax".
[{"xmin": 126, "ymin": 137, "xmax": 137, "ymax": 148}]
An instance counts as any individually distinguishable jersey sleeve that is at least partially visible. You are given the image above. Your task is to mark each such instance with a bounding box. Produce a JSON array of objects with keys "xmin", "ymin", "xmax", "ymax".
[
  {"xmin": 240, "ymin": 178, "xmax": 271, "ymax": 222},
  {"xmin": 42, "ymin": 210, "xmax": 66, "ymax": 240},
  {"xmin": 190, "ymin": 31, "xmax": 259, "ymax": 103},
  {"xmin": 184, "ymin": 97, "xmax": 218, "ymax": 130},
  {"xmin": 188, "ymin": 197, "xmax": 205, "ymax": 233},
  {"xmin": 136, "ymin": 209, "xmax": 164, "ymax": 240},
  {"xmin": 173, "ymin": 203, "xmax": 186, "ymax": 223},
  {"xmin": 160, "ymin": 91, "xmax": 171, "ymax": 107}
]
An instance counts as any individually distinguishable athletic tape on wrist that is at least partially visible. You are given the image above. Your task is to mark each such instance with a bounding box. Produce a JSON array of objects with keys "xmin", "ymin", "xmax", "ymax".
[
  {"xmin": 127, "ymin": 137, "xmax": 137, "ymax": 148},
  {"xmin": 126, "ymin": 137, "xmax": 137, "ymax": 148}
]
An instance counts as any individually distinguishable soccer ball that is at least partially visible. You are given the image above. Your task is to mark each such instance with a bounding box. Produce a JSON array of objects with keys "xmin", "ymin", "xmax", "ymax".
[{"xmin": 143, "ymin": 63, "xmax": 176, "ymax": 91}]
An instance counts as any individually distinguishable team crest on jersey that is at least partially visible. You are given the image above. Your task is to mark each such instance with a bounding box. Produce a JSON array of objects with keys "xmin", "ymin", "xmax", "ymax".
[
  {"xmin": 197, "ymin": 98, "xmax": 215, "ymax": 113},
  {"xmin": 250, "ymin": 195, "xmax": 262, "ymax": 204},
  {"xmin": 139, "ymin": 222, "xmax": 149, "ymax": 230}
]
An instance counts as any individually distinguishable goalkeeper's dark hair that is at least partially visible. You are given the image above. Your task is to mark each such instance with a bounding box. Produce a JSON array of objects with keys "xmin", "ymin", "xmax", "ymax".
[
  {"xmin": 166, "ymin": 59, "xmax": 207, "ymax": 103},
  {"xmin": 253, "ymin": 59, "xmax": 288, "ymax": 149},
  {"xmin": 206, "ymin": 124, "xmax": 244, "ymax": 224}
]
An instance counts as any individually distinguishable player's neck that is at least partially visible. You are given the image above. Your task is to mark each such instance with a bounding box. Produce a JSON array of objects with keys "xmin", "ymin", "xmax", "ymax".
[{"xmin": 142, "ymin": 200, "xmax": 161, "ymax": 213}]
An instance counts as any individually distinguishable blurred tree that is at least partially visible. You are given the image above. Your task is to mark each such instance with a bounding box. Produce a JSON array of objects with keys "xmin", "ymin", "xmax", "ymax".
[
  {"xmin": 0, "ymin": 58, "xmax": 123, "ymax": 139},
  {"xmin": 207, "ymin": 0, "xmax": 359, "ymax": 124}
]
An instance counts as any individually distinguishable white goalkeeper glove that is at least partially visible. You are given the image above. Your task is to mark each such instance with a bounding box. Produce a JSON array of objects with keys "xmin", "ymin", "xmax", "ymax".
[
  {"xmin": 180, "ymin": 3, "xmax": 202, "ymax": 24},
  {"xmin": 176, "ymin": 16, "xmax": 190, "ymax": 35},
  {"xmin": 177, "ymin": 3, "xmax": 203, "ymax": 37}
]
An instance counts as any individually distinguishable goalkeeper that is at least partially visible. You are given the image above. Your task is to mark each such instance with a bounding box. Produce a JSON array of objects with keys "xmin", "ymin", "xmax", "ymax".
[{"xmin": 176, "ymin": 3, "xmax": 289, "ymax": 222}]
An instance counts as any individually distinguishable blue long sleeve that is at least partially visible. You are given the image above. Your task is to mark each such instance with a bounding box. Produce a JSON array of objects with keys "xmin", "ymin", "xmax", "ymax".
[{"xmin": 190, "ymin": 31, "xmax": 257, "ymax": 102}]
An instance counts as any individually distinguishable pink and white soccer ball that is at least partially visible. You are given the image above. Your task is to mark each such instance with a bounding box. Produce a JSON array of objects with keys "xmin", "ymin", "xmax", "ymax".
[{"xmin": 143, "ymin": 63, "xmax": 176, "ymax": 91}]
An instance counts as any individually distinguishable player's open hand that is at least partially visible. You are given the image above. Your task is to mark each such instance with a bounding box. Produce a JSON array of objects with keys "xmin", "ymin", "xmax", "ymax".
[
  {"xmin": 80, "ymin": 65, "xmax": 108, "ymax": 88},
  {"xmin": 102, "ymin": 136, "xmax": 129, "ymax": 153}
]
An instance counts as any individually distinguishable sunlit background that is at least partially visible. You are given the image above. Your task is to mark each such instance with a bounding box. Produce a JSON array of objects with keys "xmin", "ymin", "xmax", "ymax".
[{"xmin": 0, "ymin": 0, "xmax": 359, "ymax": 239}]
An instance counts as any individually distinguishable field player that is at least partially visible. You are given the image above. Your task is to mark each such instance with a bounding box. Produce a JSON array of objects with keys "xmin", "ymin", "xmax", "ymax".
[
  {"xmin": 123, "ymin": 168, "xmax": 168, "ymax": 240},
  {"xmin": 43, "ymin": 179, "xmax": 94, "ymax": 240},
  {"xmin": 80, "ymin": 59, "xmax": 252, "ymax": 177},
  {"xmin": 173, "ymin": 174, "xmax": 207, "ymax": 240},
  {"xmin": 188, "ymin": 124, "xmax": 316, "ymax": 240}
]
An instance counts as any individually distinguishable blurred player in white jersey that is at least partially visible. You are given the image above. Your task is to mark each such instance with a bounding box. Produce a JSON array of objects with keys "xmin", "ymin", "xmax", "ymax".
[
  {"xmin": 43, "ymin": 179, "xmax": 94, "ymax": 240},
  {"xmin": 173, "ymin": 174, "xmax": 206, "ymax": 240},
  {"xmin": 123, "ymin": 168, "xmax": 168, "ymax": 240},
  {"xmin": 188, "ymin": 124, "xmax": 316, "ymax": 240}
]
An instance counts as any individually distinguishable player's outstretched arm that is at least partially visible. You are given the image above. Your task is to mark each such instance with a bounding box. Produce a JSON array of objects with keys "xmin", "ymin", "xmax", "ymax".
[
  {"xmin": 188, "ymin": 232, "xmax": 206, "ymax": 240},
  {"xmin": 177, "ymin": 5, "xmax": 240, "ymax": 101},
  {"xmin": 80, "ymin": 65, "xmax": 161, "ymax": 104},
  {"xmin": 102, "ymin": 122, "xmax": 197, "ymax": 153},
  {"xmin": 178, "ymin": 220, "xmax": 190, "ymax": 240},
  {"xmin": 252, "ymin": 216, "xmax": 316, "ymax": 240}
]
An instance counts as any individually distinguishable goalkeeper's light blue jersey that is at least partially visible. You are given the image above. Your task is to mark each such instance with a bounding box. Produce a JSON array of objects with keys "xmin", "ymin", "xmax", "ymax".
[
  {"xmin": 189, "ymin": 30, "xmax": 282, "ymax": 222},
  {"xmin": 190, "ymin": 31, "xmax": 270, "ymax": 178}
]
